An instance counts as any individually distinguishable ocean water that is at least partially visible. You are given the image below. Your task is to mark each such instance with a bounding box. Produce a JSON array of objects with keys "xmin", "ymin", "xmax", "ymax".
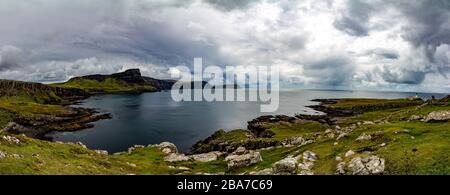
[{"xmin": 50, "ymin": 89, "xmax": 445, "ymax": 153}]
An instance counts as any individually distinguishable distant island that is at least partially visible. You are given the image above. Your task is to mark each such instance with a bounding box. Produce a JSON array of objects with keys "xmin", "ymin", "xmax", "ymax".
[{"xmin": 0, "ymin": 69, "xmax": 449, "ymax": 175}]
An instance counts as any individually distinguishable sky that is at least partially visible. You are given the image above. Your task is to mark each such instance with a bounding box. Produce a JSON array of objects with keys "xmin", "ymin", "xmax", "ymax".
[{"xmin": 0, "ymin": 0, "xmax": 449, "ymax": 93}]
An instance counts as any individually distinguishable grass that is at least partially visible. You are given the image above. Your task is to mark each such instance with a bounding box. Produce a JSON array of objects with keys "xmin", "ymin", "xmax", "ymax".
[
  {"xmin": 0, "ymin": 97, "xmax": 71, "ymax": 117},
  {"xmin": 328, "ymin": 98, "xmax": 421, "ymax": 109},
  {"xmin": 268, "ymin": 121, "xmax": 329, "ymax": 140},
  {"xmin": 52, "ymin": 78, "xmax": 157, "ymax": 94}
]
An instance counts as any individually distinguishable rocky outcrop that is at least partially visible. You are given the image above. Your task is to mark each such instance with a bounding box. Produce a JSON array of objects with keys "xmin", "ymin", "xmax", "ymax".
[
  {"xmin": 2, "ymin": 135, "xmax": 20, "ymax": 144},
  {"xmin": 6, "ymin": 108, "xmax": 112, "ymax": 139},
  {"xmin": 356, "ymin": 133, "xmax": 372, "ymax": 141},
  {"xmin": 190, "ymin": 151, "xmax": 222, "ymax": 162},
  {"xmin": 344, "ymin": 156, "xmax": 385, "ymax": 175},
  {"xmin": 154, "ymin": 142, "xmax": 178, "ymax": 154},
  {"xmin": 272, "ymin": 157, "xmax": 298, "ymax": 175},
  {"xmin": 164, "ymin": 153, "xmax": 190, "ymax": 162},
  {"xmin": 225, "ymin": 147, "xmax": 262, "ymax": 169},
  {"xmin": 425, "ymin": 110, "xmax": 450, "ymax": 122}
]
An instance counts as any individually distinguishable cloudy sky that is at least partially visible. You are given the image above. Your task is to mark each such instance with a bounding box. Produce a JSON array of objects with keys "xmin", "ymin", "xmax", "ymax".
[{"xmin": 0, "ymin": 0, "xmax": 449, "ymax": 93}]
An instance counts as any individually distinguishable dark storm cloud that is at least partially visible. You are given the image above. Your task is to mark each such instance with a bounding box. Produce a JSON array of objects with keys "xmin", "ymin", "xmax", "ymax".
[
  {"xmin": 365, "ymin": 48, "xmax": 399, "ymax": 60},
  {"xmin": 380, "ymin": 68, "xmax": 427, "ymax": 85},
  {"xmin": 333, "ymin": 0, "xmax": 376, "ymax": 37},
  {"xmin": 303, "ymin": 56, "xmax": 354, "ymax": 86},
  {"xmin": 394, "ymin": 0, "xmax": 450, "ymax": 73},
  {"xmin": 204, "ymin": 0, "xmax": 260, "ymax": 11},
  {"xmin": 0, "ymin": 46, "xmax": 24, "ymax": 71}
]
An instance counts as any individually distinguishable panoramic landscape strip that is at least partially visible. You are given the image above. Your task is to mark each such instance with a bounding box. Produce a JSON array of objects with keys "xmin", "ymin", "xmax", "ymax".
[{"xmin": 0, "ymin": 69, "xmax": 448, "ymax": 175}]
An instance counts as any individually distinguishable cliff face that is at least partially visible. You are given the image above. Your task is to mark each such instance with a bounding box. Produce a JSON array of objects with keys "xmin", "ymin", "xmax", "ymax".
[{"xmin": 0, "ymin": 79, "xmax": 88, "ymax": 103}]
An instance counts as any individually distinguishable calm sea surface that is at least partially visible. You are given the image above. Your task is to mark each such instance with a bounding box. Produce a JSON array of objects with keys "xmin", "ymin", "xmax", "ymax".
[{"xmin": 51, "ymin": 90, "xmax": 445, "ymax": 153}]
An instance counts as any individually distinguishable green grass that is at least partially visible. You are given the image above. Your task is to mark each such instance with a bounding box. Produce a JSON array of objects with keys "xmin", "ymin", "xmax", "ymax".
[
  {"xmin": 328, "ymin": 98, "xmax": 421, "ymax": 109},
  {"xmin": 52, "ymin": 78, "xmax": 156, "ymax": 94},
  {"xmin": 0, "ymin": 109, "xmax": 14, "ymax": 128},
  {"xmin": 0, "ymin": 97, "xmax": 71, "ymax": 117},
  {"xmin": 268, "ymin": 121, "xmax": 329, "ymax": 140}
]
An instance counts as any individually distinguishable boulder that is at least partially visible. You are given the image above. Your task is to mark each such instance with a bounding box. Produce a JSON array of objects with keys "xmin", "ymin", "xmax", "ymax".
[
  {"xmin": 95, "ymin": 150, "xmax": 109, "ymax": 155},
  {"xmin": 272, "ymin": 157, "xmax": 297, "ymax": 175},
  {"xmin": 407, "ymin": 115, "xmax": 423, "ymax": 121},
  {"xmin": 0, "ymin": 151, "xmax": 6, "ymax": 158},
  {"xmin": 233, "ymin": 146, "xmax": 247, "ymax": 155},
  {"xmin": 250, "ymin": 168, "xmax": 273, "ymax": 175},
  {"xmin": 75, "ymin": 142, "xmax": 87, "ymax": 149},
  {"xmin": 298, "ymin": 161, "xmax": 314, "ymax": 170},
  {"xmin": 356, "ymin": 133, "xmax": 372, "ymax": 141},
  {"xmin": 190, "ymin": 151, "xmax": 222, "ymax": 162},
  {"xmin": 425, "ymin": 110, "xmax": 450, "ymax": 122},
  {"xmin": 347, "ymin": 156, "xmax": 385, "ymax": 175},
  {"xmin": 335, "ymin": 162, "xmax": 346, "ymax": 175},
  {"xmin": 164, "ymin": 153, "xmax": 190, "ymax": 162},
  {"xmin": 345, "ymin": 150, "xmax": 355, "ymax": 157},
  {"xmin": 303, "ymin": 151, "xmax": 317, "ymax": 162},
  {"xmin": 154, "ymin": 142, "xmax": 178, "ymax": 154},
  {"xmin": 225, "ymin": 148, "xmax": 262, "ymax": 169}
]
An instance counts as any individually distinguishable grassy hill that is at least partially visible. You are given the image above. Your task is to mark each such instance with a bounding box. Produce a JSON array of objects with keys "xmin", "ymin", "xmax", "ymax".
[{"xmin": 52, "ymin": 69, "xmax": 174, "ymax": 94}]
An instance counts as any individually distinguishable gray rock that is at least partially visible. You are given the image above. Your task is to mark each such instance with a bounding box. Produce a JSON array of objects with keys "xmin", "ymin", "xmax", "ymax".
[
  {"xmin": 335, "ymin": 162, "xmax": 346, "ymax": 175},
  {"xmin": 155, "ymin": 142, "xmax": 178, "ymax": 154},
  {"xmin": 75, "ymin": 142, "xmax": 87, "ymax": 149},
  {"xmin": 272, "ymin": 157, "xmax": 297, "ymax": 175},
  {"xmin": 347, "ymin": 156, "xmax": 385, "ymax": 175},
  {"xmin": 298, "ymin": 170, "xmax": 314, "ymax": 175},
  {"xmin": 164, "ymin": 153, "xmax": 190, "ymax": 162},
  {"xmin": 2, "ymin": 135, "xmax": 20, "ymax": 144},
  {"xmin": 225, "ymin": 149, "xmax": 262, "ymax": 169},
  {"xmin": 303, "ymin": 151, "xmax": 317, "ymax": 162},
  {"xmin": 298, "ymin": 161, "xmax": 314, "ymax": 170},
  {"xmin": 345, "ymin": 150, "xmax": 355, "ymax": 157},
  {"xmin": 250, "ymin": 168, "xmax": 273, "ymax": 175},
  {"xmin": 190, "ymin": 151, "xmax": 222, "ymax": 162},
  {"xmin": 356, "ymin": 133, "xmax": 372, "ymax": 141},
  {"xmin": 0, "ymin": 151, "xmax": 6, "ymax": 158},
  {"xmin": 335, "ymin": 156, "xmax": 343, "ymax": 161},
  {"xmin": 233, "ymin": 147, "xmax": 247, "ymax": 155},
  {"xmin": 425, "ymin": 110, "xmax": 450, "ymax": 122},
  {"xmin": 290, "ymin": 137, "xmax": 305, "ymax": 145},
  {"xmin": 336, "ymin": 133, "xmax": 347, "ymax": 140},
  {"xmin": 126, "ymin": 162, "xmax": 137, "ymax": 167},
  {"xmin": 363, "ymin": 121, "xmax": 375, "ymax": 125},
  {"xmin": 95, "ymin": 150, "xmax": 109, "ymax": 155},
  {"xmin": 11, "ymin": 154, "xmax": 23, "ymax": 159},
  {"xmin": 408, "ymin": 115, "xmax": 423, "ymax": 121}
]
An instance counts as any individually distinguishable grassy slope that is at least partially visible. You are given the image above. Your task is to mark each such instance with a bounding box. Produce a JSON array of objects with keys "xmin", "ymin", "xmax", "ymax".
[
  {"xmin": 52, "ymin": 78, "xmax": 156, "ymax": 94},
  {"xmin": 1, "ymin": 98, "xmax": 449, "ymax": 175}
]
